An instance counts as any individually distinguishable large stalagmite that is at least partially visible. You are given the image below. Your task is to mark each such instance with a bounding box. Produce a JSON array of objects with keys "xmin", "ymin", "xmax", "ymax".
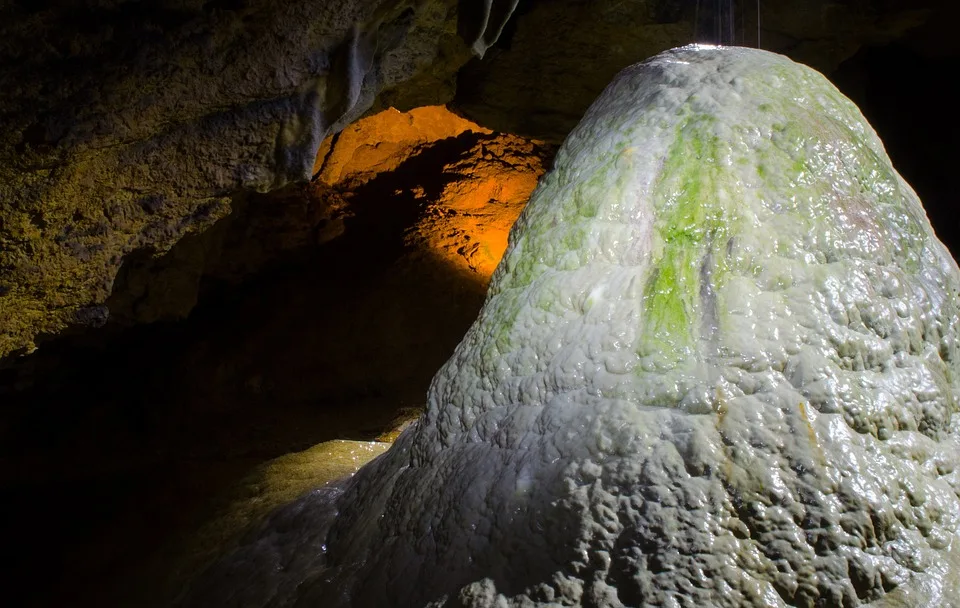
[{"xmin": 185, "ymin": 46, "xmax": 960, "ymax": 607}]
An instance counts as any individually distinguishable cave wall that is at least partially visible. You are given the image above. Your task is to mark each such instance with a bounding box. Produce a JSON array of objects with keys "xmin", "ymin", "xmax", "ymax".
[
  {"xmin": 0, "ymin": 0, "xmax": 523, "ymax": 359},
  {"xmin": 830, "ymin": 3, "xmax": 960, "ymax": 259}
]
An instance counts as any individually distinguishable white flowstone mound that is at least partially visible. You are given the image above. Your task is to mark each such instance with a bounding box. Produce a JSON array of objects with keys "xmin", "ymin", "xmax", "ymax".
[{"xmin": 184, "ymin": 46, "xmax": 960, "ymax": 608}]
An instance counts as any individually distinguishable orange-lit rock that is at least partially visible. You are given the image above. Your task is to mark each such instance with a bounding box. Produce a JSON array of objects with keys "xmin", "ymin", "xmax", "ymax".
[
  {"xmin": 315, "ymin": 105, "xmax": 551, "ymax": 283},
  {"xmin": 313, "ymin": 106, "xmax": 492, "ymax": 188},
  {"xmin": 409, "ymin": 135, "xmax": 546, "ymax": 280}
]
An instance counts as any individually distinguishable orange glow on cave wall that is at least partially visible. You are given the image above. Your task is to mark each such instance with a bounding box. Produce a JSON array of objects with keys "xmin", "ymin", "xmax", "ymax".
[{"xmin": 313, "ymin": 106, "xmax": 549, "ymax": 283}]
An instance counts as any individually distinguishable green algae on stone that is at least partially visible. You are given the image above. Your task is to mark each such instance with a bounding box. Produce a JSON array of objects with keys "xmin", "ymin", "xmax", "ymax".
[
  {"xmin": 183, "ymin": 46, "xmax": 960, "ymax": 608},
  {"xmin": 641, "ymin": 114, "xmax": 728, "ymax": 363}
]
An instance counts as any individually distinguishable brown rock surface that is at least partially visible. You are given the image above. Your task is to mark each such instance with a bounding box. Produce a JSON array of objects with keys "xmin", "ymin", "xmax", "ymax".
[
  {"xmin": 314, "ymin": 105, "xmax": 493, "ymax": 187},
  {"xmin": 315, "ymin": 105, "xmax": 548, "ymax": 281},
  {"xmin": 0, "ymin": 0, "xmax": 524, "ymax": 359},
  {"xmin": 407, "ymin": 131, "xmax": 546, "ymax": 279}
]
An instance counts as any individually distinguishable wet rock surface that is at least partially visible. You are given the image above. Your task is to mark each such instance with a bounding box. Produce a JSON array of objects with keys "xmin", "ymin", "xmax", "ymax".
[
  {"xmin": 153, "ymin": 439, "xmax": 392, "ymax": 608},
  {"xmin": 185, "ymin": 47, "xmax": 960, "ymax": 607}
]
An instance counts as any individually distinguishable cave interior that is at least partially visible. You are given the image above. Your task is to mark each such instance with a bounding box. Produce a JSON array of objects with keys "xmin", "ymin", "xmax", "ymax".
[{"xmin": 0, "ymin": 0, "xmax": 958, "ymax": 606}]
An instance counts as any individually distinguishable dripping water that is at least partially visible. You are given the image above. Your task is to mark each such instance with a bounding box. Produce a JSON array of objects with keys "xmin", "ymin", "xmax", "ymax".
[{"xmin": 693, "ymin": 0, "xmax": 761, "ymax": 48}]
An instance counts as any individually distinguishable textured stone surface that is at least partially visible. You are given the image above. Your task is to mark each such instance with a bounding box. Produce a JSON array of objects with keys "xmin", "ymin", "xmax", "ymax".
[
  {"xmin": 0, "ymin": 0, "xmax": 524, "ymax": 359},
  {"xmin": 407, "ymin": 130, "xmax": 547, "ymax": 278},
  {"xmin": 185, "ymin": 46, "xmax": 960, "ymax": 607},
  {"xmin": 313, "ymin": 105, "xmax": 493, "ymax": 188},
  {"xmin": 0, "ymin": 106, "xmax": 550, "ymax": 483},
  {"xmin": 313, "ymin": 104, "xmax": 550, "ymax": 279}
]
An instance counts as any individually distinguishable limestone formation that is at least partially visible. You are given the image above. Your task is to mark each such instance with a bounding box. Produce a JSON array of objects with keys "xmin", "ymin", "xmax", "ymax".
[
  {"xmin": 0, "ymin": 0, "xmax": 520, "ymax": 359},
  {"xmin": 184, "ymin": 46, "xmax": 960, "ymax": 607}
]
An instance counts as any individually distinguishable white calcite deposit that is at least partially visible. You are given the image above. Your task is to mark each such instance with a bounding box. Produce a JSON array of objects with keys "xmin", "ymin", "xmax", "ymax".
[{"xmin": 183, "ymin": 45, "xmax": 960, "ymax": 608}]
